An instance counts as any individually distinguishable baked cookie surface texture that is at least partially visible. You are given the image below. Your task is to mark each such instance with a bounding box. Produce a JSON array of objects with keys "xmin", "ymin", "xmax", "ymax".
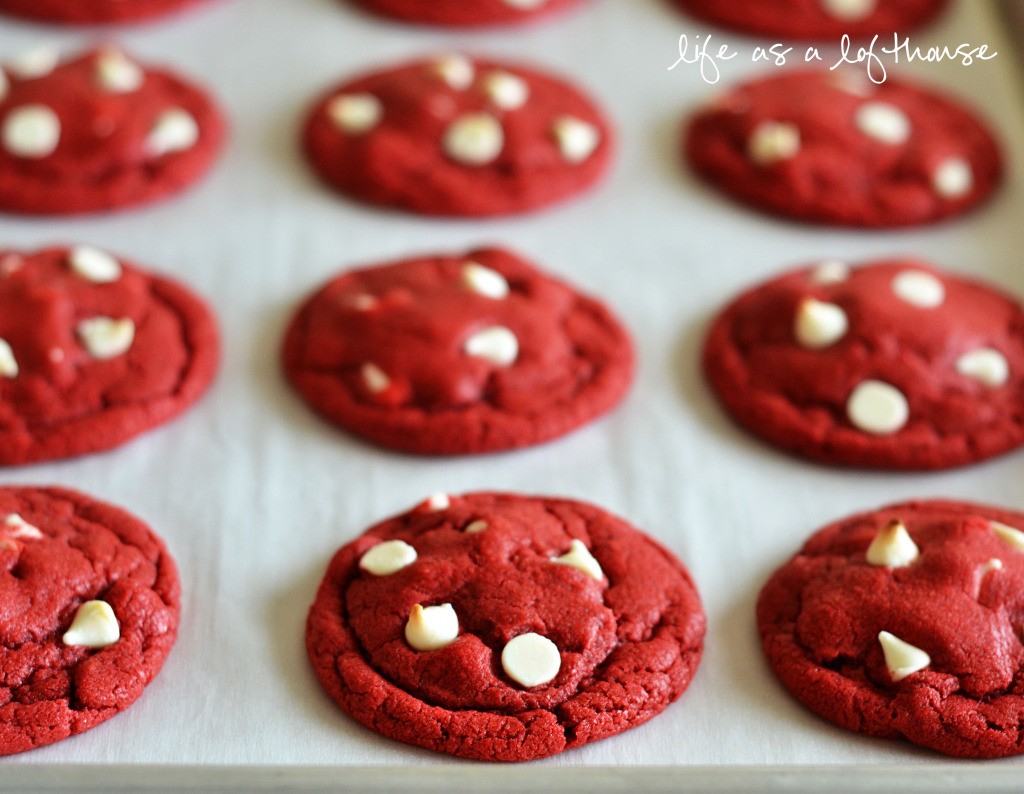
[
  {"xmin": 0, "ymin": 0, "xmax": 209, "ymax": 24},
  {"xmin": 303, "ymin": 55, "xmax": 612, "ymax": 217},
  {"xmin": 0, "ymin": 47, "xmax": 226, "ymax": 215},
  {"xmin": 348, "ymin": 0, "xmax": 586, "ymax": 27},
  {"xmin": 307, "ymin": 492, "xmax": 705, "ymax": 761},
  {"xmin": 0, "ymin": 486, "xmax": 180, "ymax": 755},
  {"xmin": 283, "ymin": 247, "xmax": 633, "ymax": 455},
  {"xmin": 703, "ymin": 258, "xmax": 1024, "ymax": 470},
  {"xmin": 759, "ymin": 500, "xmax": 1024, "ymax": 758},
  {"xmin": 0, "ymin": 246, "xmax": 219, "ymax": 465},
  {"xmin": 684, "ymin": 70, "xmax": 1001, "ymax": 227}
]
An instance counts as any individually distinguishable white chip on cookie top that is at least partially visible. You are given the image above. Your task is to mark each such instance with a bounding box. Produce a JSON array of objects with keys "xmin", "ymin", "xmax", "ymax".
[
  {"xmin": 483, "ymin": 71, "xmax": 529, "ymax": 111},
  {"xmin": 4, "ymin": 513, "xmax": 42, "ymax": 539},
  {"xmin": 981, "ymin": 558, "xmax": 1003, "ymax": 577},
  {"xmin": 95, "ymin": 49, "xmax": 144, "ymax": 93},
  {"xmin": 62, "ymin": 600, "xmax": 120, "ymax": 649},
  {"xmin": 68, "ymin": 246, "xmax": 123, "ymax": 284},
  {"xmin": 461, "ymin": 262, "xmax": 510, "ymax": 299},
  {"xmin": 794, "ymin": 298, "xmax": 848, "ymax": 350},
  {"xmin": 551, "ymin": 539, "xmax": 604, "ymax": 581},
  {"xmin": 892, "ymin": 270, "xmax": 945, "ymax": 308},
  {"xmin": 433, "ymin": 55, "xmax": 475, "ymax": 91},
  {"xmin": 464, "ymin": 520, "xmax": 489, "ymax": 534},
  {"xmin": 809, "ymin": 260, "xmax": 850, "ymax": 285},
  {"xmin": 2, "ymin": 104, "xmax": 61, "ymax": 159},
  {"xmin": 820, "ymin": 0, "xmax": 876, "ymax": 20},
  {"xmin": 748, "ymin": 121, "xmax": 800, "ymax": 165},
  {"xmin": 552, "ymin": 116, "xmax": 600, "ymax": 163},
  {"xmin": 503, "ymin": 0, "xmax": 547, "ymax": 8},
  {"xmin": 464, "ymin": 326, "xmax": 519, "ymax": 366},
  {"xmin": 991, "ymin": 521, "xmax": 1024, "ymax": 552},
  {"xmin": 405, "ymin": 603, "xmax": 459, "ymax": 651},
  {"xmin": 360, "ymin": 540, "xmax": 418, "ymax": 576},
  {"xmin": 77, "ymin": 317, "xmax": 136, "ymax": 360},
  {"xmin": 361, "ymin": 362, "xmax": 391, "ymax": 394},
  {"xmin": 866, "ymin": 520, "xmax": 919, "ymax": 569},
  {"xmin": 855, "ymin": 102, "xmax": 911, "ymax": 145},
  {"xmin": 847, "ymin": 380, "xmax": 909, "ymax": 435},
  {"xmin": 327, "ymin": 94, "xmax": 383, "ymax": 135},
  {"xmin": 933, "ymin": 158, "xmax": 974, "ymax": 199},
  {"xmin": 878, "ymin": 630, "xmax": 930, "ymax": 682},
  {"xmin": 425, "ymin": 493, "xmax": 451, "ymax": 512},
  {"xmin": 0, "ymin": 339, "xmax": 18, "ymax": 378},
  {"xmin": 502, "ymin": 632, "xmax": 561, "ymax": 688},
  {"xmin": 956, "ymin": 348, "xmax": 1009, "ymax": 388},
  {"xmin": 146, "ymin": 108, "xmax": 199, "ymax": 157},
  {"xmin": 443, "ymin": 112, "xmax": 504, "ymax": 166},
  {"xmin": 7, "ymin": 45, "xmax": 59, "ymax": 80}
]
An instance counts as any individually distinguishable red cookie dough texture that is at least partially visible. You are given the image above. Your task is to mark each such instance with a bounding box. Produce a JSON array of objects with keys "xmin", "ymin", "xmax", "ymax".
[
  {"xmin": 0, "ymin": 0, "xmax": 208, "ymax": 24},
  {"xmin": 347, "ymin": 0, "xmax": 586, "ymax": 27},
  {"xmin": 0, "ymin": 486, "xmax": 179, "ymax": 755},
  {"xmin": 302, "ymin": 54, "xmax": 612, "ymax": 217},
  {"xmin": 684, "ymin": 70, "xmax": 1001, "ymax": 228},
  {"xmin": 306, "ymin": 492, "xmax": 706, "ymax": 761},
  {"xmin": 0, "ymin": 246, "xmax": 219, "ymax": 465},
  {"xmin": 282, "ymin": 247, "xmax": 633, "ymax": 455},
  {"xmin": 759, "ymin": 500, "xmax": 1024, "ymax": 758},
  {"xmin": 702, "ymin": 258, "xmax": 1024, "ymax": 470},
  {"xmin": 672, "ymin": 0, "xmax": 946, "ymax": 39},
  {"xmin": 0, "ymin": 46, "xmax": 226, "ymax": 215}
]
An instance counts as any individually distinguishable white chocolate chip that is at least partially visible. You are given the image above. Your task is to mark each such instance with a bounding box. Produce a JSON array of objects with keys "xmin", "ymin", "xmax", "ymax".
[
  {"xmin": 405, "ymin": 604, "xmax": 459, "ymax": 651},
  {"xmin": 878, "ymin": 631, "xmax": 930, "ymax": 682},
  {"xmin": 443, "ymin": 113, "xmax": 504, "ymax": 166},
  {"xmin": 68, "ymin": 246, "xmax": 122, "ymax": 284},
  {"xmin": 865, "ymin": 520, "xmax": 919, "ymax": 568},
  {"xmin": 892, "ymin": 270, "xmax": 945, "ymax": 308},
  {"xmin": 991, "ymin": 521, "xmax": 1024, "ymax": 552},
  {"xmin": 551, "ymin": 539, "xmax": 603, "ymax": 581},
  {"xmin": 502, "ymin": 0, "xmax": 546, "ymax": 8},
  {"xmin": 464, "ymin": 520, "xmax": 489, "ymax": 534},
  {"xmin": 810, "ymin": 260, "xmax": 851, "ymax": 285},
  {"xmin": 552, "ymin": 116, "xmax": 600, "ymax": 164},
  {"xmin": 145, "ymin": 108, "xmax": 199, "ymax": 157},
  {"xmin": 95, "ymin": 49, "xmax": 143, "ymax": 93},
  {"xmin": 359, "ymin": 540, "xmax": 417, "ymax": 576},
  {"xmin": 7, "ymin": 45, "xmax": 59, "ymax": 80},
  {"xmin": 748, "ymin": 121, "xmax": 800, "ymax": 165},
  {"xmin": 794, "ymin": 298, "xmax": 848, "ymax": 350},
  {"xmin": 327, "ymin": 93, "xmax": 382, "ymax": 135},
  {"xmin": 0, "ymin": 339, "xmax": 17, "ymax": 378},
  {"xmin": 933, "ymin": 158, "xmax": 973, "ymax": 198},
  {"xmin": 981, "ymin": 558, "xmax": 1003, "ymax": 576},
  {"xmin": 820, "ymin": 0, "xmax": 876, "ymax": 20},
  {"xmin": 77, "ymin": 317, "xmax": 135, "ymax": 360},
  {"xmin": 2, "ymin": 104, "xmax": 61, "ymax": 158},
  {"xmin": 464, "ymin": 326, "xmax": 519, "ymax": 366},
  {"xmin": 361, "ymin": 362, "xmax": 391, "ymax": 394},
  {"xmin": 483, "ymin": 71, "xmax": 529, "ymax": 110},
  {"xmin": 432, "ymin": 55, "xmax": 475, "ymax": 90},
  {"xmin": 501, "ymin": 633, "xmax": 561, "ymax": 688},
  {"xmin": 426, "ymin": 493, "xmax": 450, "ymax": 512},
  {"xmin": 855, "ymin": 102, "xmax": 911, "ymax": 145},
  {"xmin": 956, "ymin": 348, "xmax": 1009, "ymax": 388},
  {"xmin": 4, "ymin": 513, "xmax": 42, "ymax": 539},
  {"xmin": 62, "ymin": 600, "xmax": 120, "ymax": 649},
  {"xmin": 847, "ymin": 380, "xmax": 909, "ymax": 435},
  {"xmin": 461, "ymin": 262, "xmax": 509, "ymax": 299}
]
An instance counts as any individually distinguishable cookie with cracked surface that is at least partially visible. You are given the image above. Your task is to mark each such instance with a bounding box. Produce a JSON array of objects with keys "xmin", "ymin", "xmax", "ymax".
[
  {"xmin": 702, "ymin": 257, "xmax": 1024, "ymax": 470},
  {"xmin": 0, "ymin": 245, "xmax": 219, "ymax": 465},
  {"xmin": 759, "ymin": 500, "xmax": 1024, "ymax": 758},
  {"xmin": 0, "ymin": 486, "xmax": 179, "ymax": 755},
  {"xmin": 0, "ymin": 46, "xmax": 226, "ymax": 215},
  {"xmin": 346, "ymin": 0, "xmax": 586, "ymax": 27},
  {"xmin": 0, "ymin": 0, "xmax": 210, "ymax": 24},
  {"xmin": 683, "ymin": 69, "xmax": 1001, "ymax": 227},
  {"xmin": 302, "ymin": 54, "xmax": 612, "ymax": 217},
  {"xmin": 306, "ymin": 492, "xmax": 705, "ymax": 761},
  {"xmin": 671, "ymin": 0, "xmax": 946, "ymax": 40},
  {"xmin": 282, "ymin": 247, "xmax": 633, "ymax": 455}
]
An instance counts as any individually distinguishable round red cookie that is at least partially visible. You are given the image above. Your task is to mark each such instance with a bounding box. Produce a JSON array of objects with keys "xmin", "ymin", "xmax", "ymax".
[
  {"xmin": 0, "ymin": 46, "xmax": 226, "ymax": 215},
  {"xmin": 282, "ymin": 247, "xmax": 633, "ymax": 455},
  {"xmin": 702, "ymin": 258, "xmax": 1024, "ymax": 470},
  {"xmin": 346, "ymin": 0, "xmax": 585, "ymax": 27},
  {"xmin": 302, "ymin": 55, "xmax": 612, "ymax": 217},
  {"xmin": 759, "ymin": 500, "xmax": 1024, "ymax": 758},
  {"xmin": 0, "ymin": 246, "xmax": 219, "ymax": 465},
  {"xmin": 671, "ymin": 0, "xmax": 946, "ymax": 40},
  {"xmin": 684, "ymin": 69, "xmax": 1001, "ymax": 227},
  {"xmin": 306, "ymin": 492, "xmax": 706, "ymax": 761},
  {"xmin": 0, "ymin": 0, "xmax": 209, "ymax": 24},
  {"xmin": 0, "ymin": 486, "xmax": 179, "ymax": 755}
]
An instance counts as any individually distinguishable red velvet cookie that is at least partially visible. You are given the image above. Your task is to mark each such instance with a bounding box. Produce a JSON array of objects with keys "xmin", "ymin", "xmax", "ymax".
[
  {"xmin": 0, "ymin": 486, "xmax": 179, "ymax": 755},
  {"xmin": 307, "ymin": 492, "xmax": 705, "ymax": 761},
  {"xmin": 302, "ymin": 55, "xmax": 612, "ymax": 217},
  {"xmin": 0, "ymin": 0, "xmax": 208, "ymax": 24},
  {"xmin": 0, "ymin": 46, "xmax": 226, "ymax": 215},
  {"xmin": 346, "ymin": 0, "xmax": 585, "ymax": 27},
  {"xmin": 672, "ymin": 0, "xmax": 946, "ymax": 40},
  {"xmin": 702, "ymin": 258, "xmax": 1024, "ymax": 470},
  {"xmin": 759, "ymin": 500, "xmax": 1024, "ymax": 758},
  {"xmin": 684, "ymin": 70, "xmax": 1001, "ymax": 227},
  {"xmin": 282, "ymin": 248, "xmax": 633, "ymax": 455},
  {"xmin": 0, "ymin": 246, "xmax": 219, "ymax": 465}
]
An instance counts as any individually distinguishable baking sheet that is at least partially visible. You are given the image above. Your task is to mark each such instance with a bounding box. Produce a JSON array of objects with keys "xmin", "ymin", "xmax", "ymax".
[{"xmin": 0, "ymin": 0, "xmax": 1023, "ymax": 780}]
